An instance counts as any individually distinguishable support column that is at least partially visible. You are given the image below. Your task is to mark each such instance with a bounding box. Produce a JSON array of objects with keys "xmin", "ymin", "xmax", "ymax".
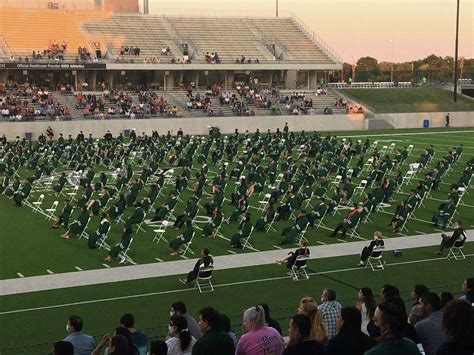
[
  {"xmin": 167, "ymin": 71, "xmax": 176, "ymax": 90},
  {"xmin": 89, "ymin": 71, "xmax": 97, "ymax": 90},
  {"xmin": 308, "ymin": 70, "xmax": 317, "ymax": 89},
  {"xmin": 106, "ymin": 71, "xmax": 114, "ymax": 89},
  {"xmin": 266, "ymin": 71, "xmax": 273, "ymax": 87},
  {"xmin": 0, "ymin": 70, "xmax": 7, "ymax": 84},
  {"xmin": 192, "ymin": 71, "xmax": 200, "ymax": 88},
  {"xmin": 285, "ymin": 70, "xmax": 298, "ymax": 89},
  {"xmin": 225, "ymin": 71, "xmax": 235, "ymax": 89}
]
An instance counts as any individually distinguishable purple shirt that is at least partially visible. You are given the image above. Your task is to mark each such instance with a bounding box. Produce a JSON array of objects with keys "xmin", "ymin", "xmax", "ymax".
[{"xmin": 236, "ymin": 326, "xmax": 285, "ymax": 355}]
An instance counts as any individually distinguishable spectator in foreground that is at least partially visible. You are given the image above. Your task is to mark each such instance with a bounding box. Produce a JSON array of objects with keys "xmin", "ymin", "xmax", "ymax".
[
  {"xmin": 326, "ymin": 307, "xmax": 375, "ymax": 355},
  {"xmin": 261, "ymin": 303, "xmax": 283, "ymax": 335},
  {"xmin": 365, "ymin": 303, "xmax": 421, "ymax": 355},
  {"xmin": 318, "ymin": 288, "xmax": 343, "ymax": 340},
  {"xmin": 166, "ymin": 314, "xmax": 196, "ymax": 354},
  {"xmin": 356, "ymin": 288, "xmax": 377, "ymax": 336},
  {"xmin": 120, "ymin": 313, "xmax": 148, "ymax": 354},
  {"xmin": 283, "ymin": 314, "xmax": 325, "ymax": 355},
  {"xmin": 414, "ymin": 292, "xmax": 446, "ymax": 355},
  {"xmin": 52, "ymin": 341, "xmax": 74, "ymax": 355},
  {"xmin": 408, "ymin": 284, "xmax": 429, "ymax": 325},
  {"xmin": 298, "ymin": 297, "xmax": 328, "ymax": 344},
  {"xmin": 192, "ymin": 307, "xmax": 234, "ymax": 355},
  {"xmin": 236, "ymin": 305, "xmax": 284, "ymax": 354},
  {"xmin": 439, "ymin": 292, "xmax": 454, "ymax": 311},
  {"xmin": 459, "ymin": 277, "xmax": 474, "ymax": 303},
  {"xmin": 219, "ymin": 314, "xmax": 238, "ymax": 347},
  {"xmin": 63, "ymin": 315, "xmax": 95, "ymax": 355},
  {"xmin": 167, "ymin": 302, "xmax": 201, "ymax": 341},
  {"xmin": 436, "ymin": 300, "xmax": 474, "ymax": 355}
]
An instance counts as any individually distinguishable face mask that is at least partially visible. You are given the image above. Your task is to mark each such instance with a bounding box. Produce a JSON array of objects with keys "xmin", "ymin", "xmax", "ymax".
[
  {"xmin": 66, "ymin": 323, "xmax": 71, "ymax": 333},
  {"xmin": 169, "ymin": 311, "xmax": 174, "ymax": 317}
]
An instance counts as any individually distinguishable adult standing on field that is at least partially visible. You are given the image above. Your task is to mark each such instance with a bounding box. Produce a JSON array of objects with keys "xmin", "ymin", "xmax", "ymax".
[{"xmin": 445, "ymin": 113, "xmax": 450, "ymax": 127}]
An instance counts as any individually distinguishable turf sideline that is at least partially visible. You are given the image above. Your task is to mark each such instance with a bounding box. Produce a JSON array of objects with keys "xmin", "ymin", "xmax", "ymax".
[
  {"xmin": 1, "ymin": 252, "xmax": 473, "ymax": 316},
  {"xmin": 0, "ymin": 230, "xmax": 471, "ymax": 296}
]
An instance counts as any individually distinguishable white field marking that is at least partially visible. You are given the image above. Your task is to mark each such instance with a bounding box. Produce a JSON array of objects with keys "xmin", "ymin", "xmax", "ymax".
[
  {"xmin": 227, "ymin": 250, "xmax": 237, "ymax": 254},
  {"xmin": 74, "ymin": 266, "xmax": 83, "ymax": 271},
  {"xmin": 179, "ymin": 255, "xmax": 189, "ymax": 260},
  {"xmin": 46, "ymin": 270, "xmax": 54, "ymax": 275},
  {"xmin": 16, "ymin": 273, "xmax": 24, "ymax": 278},
  {"xmin": 102, "ymin": 263, "xmax": 111, "ymax": 268},
  {"xmin": 315, "ymin": 241, "xmax": 327, "ymax": 245},
  {"xmin": 434, "ymin": 229, "xmax": 445, "ymax": 233},
  {"xmin": 3, "ymin": 253, "xmax": 473, "ymax": 316},
  {"xmin": 154, "ymin": 258, "xmax": 164, "ymax": 262},
  {"xmin": 273, "ymin": 245, "xmax": 283, "ymax": 250},
  {"xmin": 415, "ymin": 231, "xmax": 428, "ymax": 235},
  {"xmin": 337, "ymin": 239, "xmax": 348, "ymax": 243},
  {"xmin": 340, "ymin": 130, "xmax": 474, "ymax": 139},
  {"xmin": 352, "ymin": 236, "xmax": 368, "ymax": 241}
]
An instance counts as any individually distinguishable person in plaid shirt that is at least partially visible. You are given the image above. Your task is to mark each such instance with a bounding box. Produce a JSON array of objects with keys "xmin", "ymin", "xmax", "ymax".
[{"xmin": 318, "ymin": 288, "xmax": 343, "ymax": 339}]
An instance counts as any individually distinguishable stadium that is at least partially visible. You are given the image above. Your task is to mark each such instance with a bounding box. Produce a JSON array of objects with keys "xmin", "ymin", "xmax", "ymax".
[{"xmin": 0, "ymin": 0, "xmax": 473, "ymax": 354}]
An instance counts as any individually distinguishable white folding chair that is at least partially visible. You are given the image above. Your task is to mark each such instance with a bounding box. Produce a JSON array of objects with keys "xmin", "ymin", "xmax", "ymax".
[
  {"xmin": 119, "ymin": 237, "xmax": 135, "ymax": 264},
  {"xmin": 355, "ymin": 180, "xmax": 368, "ymax": 196},
  {"xmin": 97, "ymin": 227, "xmax": 111, "ymax": 250},
  {"xmin": 32, "ymin": 194, "xmax": 45, "ymax": 213},
  {"xmin": 45, "ymin": 200, "xmax": 59, "ymax": 221},
  {"xmin": 257, "ymin": 193, "xmax": 272, "ymax": 212},
  {"xmin": 242, "ymin": 226, "xmax": 257, "ymax": 251},
  {"xmin": 291, "ymin": 255, "xmax": 310, "ymax": 281},
  {"xmin": 195, "ymin": 266, "xmax": 215, "ymax": 293},
  {"xmin": 366, "ymin": 246, "xmax": 385, "ymax": 271},
  {"xmin": 66, "ymin": 185, "xmax": 80, "ymax": 201},
  {"xmin": 447, "ymin": 241, "xmax": 466, "ymax": 261},
  {"xmin": 331, "ymin": 175, "xmax": 342, "ymax": 186},
  {"xmin": 152, "ymin": 222, "xmax": 169, "ymax": 244},
  {"xmin": 180, "ymin": 231, "xmax": 195, "ymax": 258}
]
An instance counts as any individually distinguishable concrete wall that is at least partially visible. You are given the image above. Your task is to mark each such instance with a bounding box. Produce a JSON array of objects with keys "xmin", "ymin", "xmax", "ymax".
[
  {"xmin": 0, "ymin": 114, "xmax": 365, "ymax": 140},
  {"xmin": 376, "ymin": 111, "xmax": 474, "ymax": 129}
]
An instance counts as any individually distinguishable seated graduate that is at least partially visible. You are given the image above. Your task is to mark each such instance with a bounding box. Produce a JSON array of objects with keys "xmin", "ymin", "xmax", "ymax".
[
  {"xmin": 51, "ymin": 199, "xmax": 73, "ymax": 229},
  {"xmin": 230, "ymin": 213, "xmax": 252, "ymax": 248},
  {"xmin": 179, "ymin": 248, "xmax": 213, "ymax": 285},
  {"xmin": 169, "ymin": 220, "xmax": 194, "ymax": 256},
  {"xmin": 107, "ymin": 193, "xmax": 126, "ymax": 220},
  {"xmin": 60, "ymin": 206, "xmax": 90, "ymax": 240},
  {"xmin": 86, "ymin": 187, "xmax": 110, "ymax": 216},
  {"xmin": 13, "ymin": 177, "xmax": 32, "ymax": 206},
  {"xmin": 276, "ymin": 240, "xmax": 310, "ymax": 274},
  {"xmin": 172, "ymin": 197, "xmax": 198, "ymax": 229},
  {"xmin": 151, "ymin": 190, "xmax": 178, "ymax": 222},
  {"xmin": 307, "ymin": 197, "xmax": 327, "ymax": 228},
  {"xmin": 87, "ymin": 213, "xmax": 111, "ymax": 249},
  {"xmin": 104, "ymin": 226, "xmax": 133, "ymax": 262},
  {"xmin": 281, "ymin": 210, "xmax": 309, "ymax": 245},
  {"xmin": 432, "ymin": 198, "xmax": 456, "ymax": 229},
  {"xmin": 201, "ymin": 207, "xmax": 223, "ymax": 238},
  {"xmin": 254, "ymin": 200, "xmax": 276, "ymax": 232},
  {"xmin": 437, "ymin": 220, "xmax": 466, "ymax": 256},
  {"xmin": 329, "ymin": 204, "xmax": 363, "ymax": 239},
  {"xmin": 359, "ymin": 231, "xmax": 384, "ymax": 267}
]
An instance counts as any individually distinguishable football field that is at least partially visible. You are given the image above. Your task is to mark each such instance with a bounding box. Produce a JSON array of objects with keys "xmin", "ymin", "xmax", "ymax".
[{"xmin": 0, "ymin": 127, "xmax": 473, "ymax": 353}]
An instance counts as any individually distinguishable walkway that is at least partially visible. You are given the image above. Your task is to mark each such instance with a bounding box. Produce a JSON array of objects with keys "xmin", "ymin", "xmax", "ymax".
[{"xmin": 0, "ymin": 230, "xmax": 471, "ymax": 296}]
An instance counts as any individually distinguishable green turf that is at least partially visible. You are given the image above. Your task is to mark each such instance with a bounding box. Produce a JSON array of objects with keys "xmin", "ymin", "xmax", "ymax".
[
  {"xmin": 342, "ymin": 88, "xmax": 474, "ymax": 113},
  {"xmin": 1, "ymin": 127, "xmax": 473, "ymax": 353},
  {"xmin": 1, "ymin": 128, "xmax": 473, "ymax": 279}
]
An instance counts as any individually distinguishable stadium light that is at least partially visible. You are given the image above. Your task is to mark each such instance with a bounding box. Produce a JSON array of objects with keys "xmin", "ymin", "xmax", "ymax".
[
  {"xmin": 276, "ymin": 0, "xmax": 279, "ymax": 17},
  {"xmin": 453, "ymin": 0, "xmax": 460, "ymax": 102},
  {"xmin": 390, "ymin": 40, "xmax": 394, "ymax": 83}
]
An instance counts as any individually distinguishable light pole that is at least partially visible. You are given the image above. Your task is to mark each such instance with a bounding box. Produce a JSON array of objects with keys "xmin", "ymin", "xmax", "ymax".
[
  {"xmin": 390, "ymin": 40, "xmax": 394, "ymax": 83},
  {"xmin": 453, "ymin": 0, "xmax": 460, "ymax": 102},
  {"xmin": 276, "ymin": 0, "xmax": 279, "ymax": 17}
]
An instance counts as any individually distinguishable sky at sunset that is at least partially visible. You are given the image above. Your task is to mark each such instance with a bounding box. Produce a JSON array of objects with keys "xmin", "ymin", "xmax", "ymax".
[{"xmin": 146, "ymin": 0, "xmax": 473, "ymax": 63}]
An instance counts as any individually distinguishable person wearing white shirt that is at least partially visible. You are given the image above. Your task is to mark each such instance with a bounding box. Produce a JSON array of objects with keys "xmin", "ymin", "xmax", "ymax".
[{"xmin": 166, "ymin": 315, "xmax": 196, "ymax": 355}]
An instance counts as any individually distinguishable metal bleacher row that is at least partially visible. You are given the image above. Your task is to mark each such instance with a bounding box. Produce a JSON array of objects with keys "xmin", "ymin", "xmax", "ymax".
[{"xmin": 0, "ymin": 9, "xmax": 337, "ymax": 64}]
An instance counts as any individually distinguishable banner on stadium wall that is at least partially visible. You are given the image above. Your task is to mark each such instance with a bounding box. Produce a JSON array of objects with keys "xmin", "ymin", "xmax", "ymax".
[{"xmin": 0, "ymin": 63, "xmax": 106, "ymax": 70}]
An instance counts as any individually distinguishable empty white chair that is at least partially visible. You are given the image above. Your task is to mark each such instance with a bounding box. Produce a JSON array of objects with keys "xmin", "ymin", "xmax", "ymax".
[{"xmin": 45, "ymin": 200, "xmax": 59, "ymax": 221}]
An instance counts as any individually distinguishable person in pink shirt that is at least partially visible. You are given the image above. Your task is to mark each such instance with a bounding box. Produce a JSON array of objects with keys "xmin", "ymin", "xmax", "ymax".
[{"xmin": 236, "ymin": 305, "xmax": 285, "ymax": 355}]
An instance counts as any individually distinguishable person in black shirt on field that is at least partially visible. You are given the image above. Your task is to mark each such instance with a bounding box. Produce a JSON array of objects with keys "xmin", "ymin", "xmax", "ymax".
[
  {"xmin": 437, "ymin": 220, "xmax": 466, "ymax": 256},
  {"xmin": 276, "ymin": 240, "xmax": 310, "ymax": 274},
  {"xmin": 359, "ymin": 231, "xmax": 384, "ymax": 267},
  {"xmin": 179, "ymin": 248, "xmax": 213, "ymax": 285}
]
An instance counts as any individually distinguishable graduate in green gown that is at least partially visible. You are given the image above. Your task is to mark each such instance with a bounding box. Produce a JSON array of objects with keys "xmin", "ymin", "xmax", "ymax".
[
  {"xmin": 87, "ymin": 214, "xmax": 111, "ymax": 249},
  {"xmin": 52, "ymin": 199, "xmax": 73, "ymax": 229},
  {"xmin": 170, "ymin": 221, "xmax": 194, "ymax": 256},
  {"xmin": 60, "ymin": 206, "xmax": 90, "ymax": 239},
  {"xmin": 202, "ymin": 208, "xmax": 223, "ymax": 238},
  {"xmin": 104, "ymin": 226, "xmax": 133, "ymax": 262}
]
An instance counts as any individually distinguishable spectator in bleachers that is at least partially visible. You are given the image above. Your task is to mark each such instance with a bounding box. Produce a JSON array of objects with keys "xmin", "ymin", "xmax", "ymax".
[
  {"xmin": 63, "ymin": 315, "xmax": 95, "ymax": 355},
  {"xmin": 119, "ymin": 313, "xmax": 148, "ymax": 354},
  {"xmin": 283, "ymin": 314, "xmax": 326, "ymax": 355},
  {"xmin": 166, "ymin": 314, "xmax": 197, "ymax": 354},
  {"xmin": 236, "ymin": 305, "xmax": 284, "ymax": 354},
  {"xmin": 318, "ymin": 288, "xmax": 343, "ymax": 340},
  {"xmin": 459, "ymin": 277, "xmax": 474, "ymax": 303},
  {"xmin": 408, "ymin": 284, "xmax": 429, "ymax": 325},
  {"xmin": 192, "ymin": 307, "xmax": 235, "ymax": 355},
  {"xmin": 219, "ymin": 314, "xmax": 238, "ymax": 347},
  {"xmin": 356, "ymin": 288, "xmax": 377, "ymax": 336},
  {"xmin": 436, "ymin": 300, "xmax": 474, "ymax": 355},
  {"xmin": 261, "ymin": 304, "xmax": 283, "ymax": 336},
  {"xmin": 365, "ymin": 302, "xmax": 421, "ymax": 355},
  {"xmin": 326, "ymin": 306, "xmax": 375, "ymax": 355},
  {"xmin": 297, "ymin": 297, "xmax": 328, "ymax": 344},
  {"xmin": 166, "ymin": 302, "xmax": 201, "ymax": 341},
  {"xmin": 414, "ymin": 292, "xmax": 446, "ymax": 355},
  {"xmin": 149, "ymin": 340, "xmax": 167, "ymax": 355}
]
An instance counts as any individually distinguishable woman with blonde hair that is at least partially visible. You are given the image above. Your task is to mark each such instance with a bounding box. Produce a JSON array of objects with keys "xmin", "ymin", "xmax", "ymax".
[{"xmin": 297, "ymin": 297, "xmax": 328, "ymax": 344}]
